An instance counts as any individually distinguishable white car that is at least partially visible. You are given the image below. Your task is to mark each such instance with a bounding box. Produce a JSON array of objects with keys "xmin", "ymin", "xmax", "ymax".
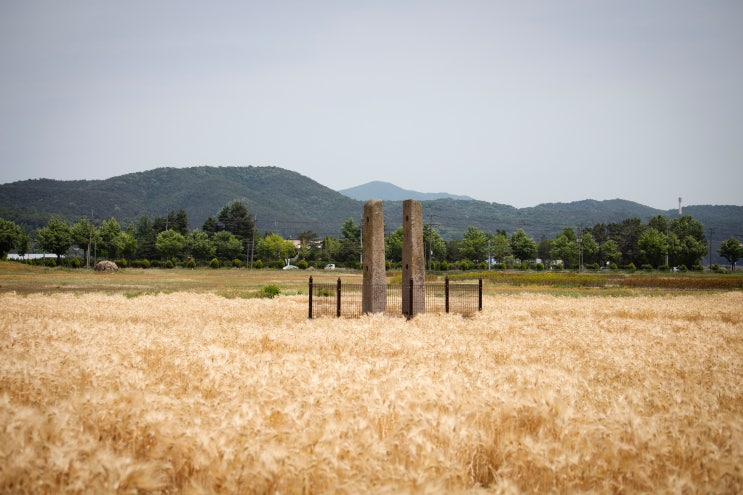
[
  {"xmin": 324, "ymin": 264, "xmax": 335, "ymax": 270},
  {"xmin": 282, "ymin": 264, "xmax": 298, "ymax": 270}
]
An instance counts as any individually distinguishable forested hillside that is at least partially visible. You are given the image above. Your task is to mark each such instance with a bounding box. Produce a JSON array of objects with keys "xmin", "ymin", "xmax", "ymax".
[
  {"xmin": 0, "ymin": 166, "xmax": 360, "ymax": 237},
  {"xmin": 1, "ymin": 166, "xmax": 741, "ymax": 249}
]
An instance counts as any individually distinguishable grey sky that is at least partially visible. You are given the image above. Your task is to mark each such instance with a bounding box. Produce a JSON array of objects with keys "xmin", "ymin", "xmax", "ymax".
[{"xmin": 1, "ymin": 1, "xmax": 741, "ymax": 210}]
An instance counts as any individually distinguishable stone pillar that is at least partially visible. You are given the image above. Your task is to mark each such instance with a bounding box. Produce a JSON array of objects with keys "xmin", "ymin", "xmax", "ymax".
[
  {"xmin": 402, "ymin": 199, "xmax": 425, "ymax": 317},
  {"xmin": 362, "ymin": 199, "xmax": 386, "ymax": 314}
]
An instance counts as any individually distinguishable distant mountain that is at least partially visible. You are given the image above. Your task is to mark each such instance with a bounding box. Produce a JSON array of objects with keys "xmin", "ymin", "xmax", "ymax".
[
  {"xmin": 339, "ymin": 181, "xmax": 473, "ymax": 201},
  {"xmin": 1, "ymin": 166, "xmax": 741, "ymax": 264},
  {"xmin": 0, "ymin": 166, "xmax": 360, "ymax": 238}
]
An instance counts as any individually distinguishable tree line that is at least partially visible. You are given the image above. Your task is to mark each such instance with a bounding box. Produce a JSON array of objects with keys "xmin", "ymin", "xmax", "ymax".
[{"xmin": 1, "ymin": 201, "xmax": 741, "ymax": 271}]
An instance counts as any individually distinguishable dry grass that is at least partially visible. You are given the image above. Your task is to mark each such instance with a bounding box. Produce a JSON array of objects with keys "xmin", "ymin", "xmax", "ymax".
[{"xmin": 1, "ymin": 290, "xmax": 742, "ymax": 493}]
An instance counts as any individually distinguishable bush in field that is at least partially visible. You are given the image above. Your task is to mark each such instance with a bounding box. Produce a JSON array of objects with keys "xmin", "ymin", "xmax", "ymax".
[
  {"xmin": 210, "ymin": 258, "xmax": 220, "ymax": 269},
  {"xmin": 254, "ymin": 260, "xmax": 263, "ymax": 269},
  {"xmin": 535, "ymin": 262, "xmax": 544, "ymax": 271},
  {"xmin": 610, "ymin": 262, "xmax": 618, "ymax": 270},
  {"xmin": 693, "ymin": 264, "xmax": 704, "ymax": 272},
  {"xmin": 63, "ymin": 257, "xmax": 82, "ymax": 268},
  {"xmin": 678, "ymin": 264, "xmax": 688, "ymax": 272},
  {"xmin": 260, "ymin": 284, "xmax": 281, "ymax": 298},
  {"xmin": 658, "ymin": 264, "xmax": 670, "ymax": 272},
  {"xmin": 297, "ymin": 259, "xmax": 308, "ymax": 269},
  {"xmin": 458, "ymin": 259, "xmax": 472, "ymax": 271},
  {"xmin": 186, "ymin": 259, "xmax": 197, "ymax": 269},
  {"xmin": 642, "ymin": 264, "xmax": 654, "ymax": 271},
  {"xmin": 165, "ymin": 259, "xmax": 175, "ymax": 269},
  {"xmin": 131, "ymin": 259, "xmax": 150, "ymax": 268},
  {"xmin": 626, "ymin": 262, "xmax": 637, "ymax": 272},
  {"xmin": 232, "ymin": 259, "xmax": 243, "ymax": 268},
  {"xmin": 440, "ymin": 261, "xmax": 449, "ymax": 271}
]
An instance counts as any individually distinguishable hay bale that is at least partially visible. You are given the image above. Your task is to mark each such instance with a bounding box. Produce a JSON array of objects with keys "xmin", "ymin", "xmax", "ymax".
[{"xmin": 94, "ymin": 260, "xmax": 119, "ymax": 272}]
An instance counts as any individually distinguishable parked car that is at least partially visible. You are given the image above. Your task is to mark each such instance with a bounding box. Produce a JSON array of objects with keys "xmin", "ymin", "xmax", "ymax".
[
  {"xmin": 282, "ymin": 264, "xmax": 298, "ymax": 270},
  {"xmin": 324, "ymin": 264, "xmax": 335, "ymax": 270}
]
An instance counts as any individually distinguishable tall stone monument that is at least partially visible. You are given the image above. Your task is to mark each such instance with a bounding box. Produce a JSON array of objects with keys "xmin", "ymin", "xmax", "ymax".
[
  {"xmin": 362, "ymin": 199, "xmax": 386, "ymax": 313},
  {"xmin": 402, "ymin": 199, "xmax": 425, "ymax": 317}
]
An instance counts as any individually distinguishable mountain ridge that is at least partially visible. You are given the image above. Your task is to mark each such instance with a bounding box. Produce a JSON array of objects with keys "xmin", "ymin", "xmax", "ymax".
[
  {"xmin": 1, "ymin": 167, "xmax": 740, "ymax": 256},
  {"xmin": 339, "ymin": 181, "xmax": 474, "ymax": 201}
]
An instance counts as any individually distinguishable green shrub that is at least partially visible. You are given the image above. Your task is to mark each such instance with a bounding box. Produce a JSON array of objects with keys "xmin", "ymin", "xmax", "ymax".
[
  {"xmin": 440, "ymin": 261, "xmax": 449, "ymax": 271},
  {"xmin": 210, "ymin": 258, "xmax": 220, "ymax": 269},
  {"xmin": 115, "ymin": 259, "xmax": 128, "ymax": 268},
  {"xmin": 254, "ymin": 260, "xmax": 264, "ymax": 269},
  {"xmin": 261, "ymin": 284, "xmax": 281, "ymax": 298},
  {"xmin": 678, "ymin": 264, "xmax": 688, "ymax": 272},
  {"xmin": 63, "ymin": 257, "xmax": 82, "ymax": 268},
  {"xmin": 610, "ymin": 262, "xmax": 618, "ymax": 270},
  {"xmin": 232, "ymin": 258, "xmax": 243, "ymax": 268},
  {"xmin": 165, "ymin": 259, "xmax": 175, "ymax": 269},
  {"xmin": 641, "ymin": 264, "xmax": 654, "ymax": 271},
  {"xmin": 625, "ymin": 262, "xmax": 637, "ymax": 273},
  {"xmin": 186, "ymin": 259, "xmax": 197, "ymax": 269},
  {"xmin": 535, "ymin": 262, "xmax": 544, "ymax": 271},
  {"xmin": 131, "ymin": 259, "xmax": 150, "ymax": 268},
  {"xmin": 297, "ymin": 259, "xmax": 309, "ymax": 269},
  {"xmin": 692, "ymin": 264, "xmax": 704, "ymax": 272},
  {"xmin": 658, "ymin": 264, "xmax": 670, "ymax": 272}
]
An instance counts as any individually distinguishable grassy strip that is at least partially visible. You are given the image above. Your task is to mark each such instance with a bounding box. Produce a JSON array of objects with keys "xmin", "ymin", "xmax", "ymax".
[{"xmin": 450, "ymin": 270, "xmax": 743, "ymax": 290}]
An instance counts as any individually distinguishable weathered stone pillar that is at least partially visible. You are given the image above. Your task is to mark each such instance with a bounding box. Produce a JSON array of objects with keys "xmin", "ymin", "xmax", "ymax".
[
  {"xmin": 362, "ymin": 199, "xmax": 386, "ymax": 314},
  {"xmin": 402, "ymin": 199, "xmax": 425, "ymax": 317}
]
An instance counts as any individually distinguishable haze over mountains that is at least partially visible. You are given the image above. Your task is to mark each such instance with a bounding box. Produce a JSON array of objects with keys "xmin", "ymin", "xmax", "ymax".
[
  {"xmin": 0, "ymin": 166, "xmax": 740, "ymax": 263},
  {"xmin": 339, "ymin": 181, "xmax": 474, "ymax": 202}
]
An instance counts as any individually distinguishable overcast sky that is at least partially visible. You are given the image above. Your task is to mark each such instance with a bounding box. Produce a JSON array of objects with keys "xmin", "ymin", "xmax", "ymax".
[{"xmin": 1, "ymin": 1, "xmax": 741, "ymax": 209}]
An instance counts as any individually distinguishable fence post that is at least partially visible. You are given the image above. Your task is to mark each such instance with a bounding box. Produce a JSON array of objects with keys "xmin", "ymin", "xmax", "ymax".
[
  {"xmin": 478, "ymin": 277, "xmax": 483, "ymax": 312},
  {"xmin": 308, "ymin": 276, "xmax": 313, "ymax": 319},
  {"xmin": 445, "ymin": 276, "xmax": 450, "ymax": 313},
  {"xmin": 336, "ymin": 277, "xmax": 342, "ymax": 318}
]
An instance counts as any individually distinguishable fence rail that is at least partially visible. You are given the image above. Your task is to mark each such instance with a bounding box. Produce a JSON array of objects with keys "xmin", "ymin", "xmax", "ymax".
[{"xmin": 308, "ymin": 277, "xmax": 482, "ymax": 319}]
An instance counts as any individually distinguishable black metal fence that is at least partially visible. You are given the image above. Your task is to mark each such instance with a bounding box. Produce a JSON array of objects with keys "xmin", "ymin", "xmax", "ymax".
[{"xmin": 308, "ymin": 276, "xmax": 482, "ymax": 319}]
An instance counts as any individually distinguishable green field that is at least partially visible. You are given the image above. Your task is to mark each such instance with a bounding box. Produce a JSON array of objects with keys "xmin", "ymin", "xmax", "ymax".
[{"xmin": 2, "ymin": 261, "xmax": 741, "ymax": 298}]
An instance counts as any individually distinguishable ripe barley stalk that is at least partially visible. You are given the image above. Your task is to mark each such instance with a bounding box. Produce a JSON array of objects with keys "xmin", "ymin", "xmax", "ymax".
[{"xmin": 1, "ymin": 291, "xmax": 742, "ymax": 493}]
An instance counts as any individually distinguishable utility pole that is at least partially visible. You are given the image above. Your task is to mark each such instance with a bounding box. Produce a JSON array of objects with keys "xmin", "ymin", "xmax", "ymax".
[
  {"xmin": 250, "ymin": 215, "xmax": 256, "ymax": 269},
  {"xmin": 428, "ymin": 213, "xmax": 434, "ymax": 271},
  {"xmin": 87, "ymin": 210, "xmax": 93, "ymax": 269},
  {"xmin": 709, "ymin": 227, "xmax": 713, "ymax": 269},
  {"xmin": 487, "ymin": 238, "xmax": 491, "ymax": 271}
]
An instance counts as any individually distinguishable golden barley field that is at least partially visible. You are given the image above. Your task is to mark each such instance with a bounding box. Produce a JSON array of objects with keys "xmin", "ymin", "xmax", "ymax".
[{"xmin": 1, "ymin": 288, "xmax": 742, "ymax": 494}]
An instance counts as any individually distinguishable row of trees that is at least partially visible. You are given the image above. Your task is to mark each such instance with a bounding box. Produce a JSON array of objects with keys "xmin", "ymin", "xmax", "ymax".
[{"xmin": 1, "ymin": 202, "xmax": 742, "ymax": 270}]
